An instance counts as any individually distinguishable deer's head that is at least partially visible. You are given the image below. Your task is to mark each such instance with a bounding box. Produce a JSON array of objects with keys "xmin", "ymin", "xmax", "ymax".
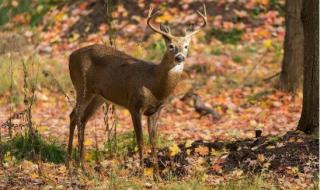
[{"xmin": 147, "ymin": 5, "xmax": 207, "ymax": 66}]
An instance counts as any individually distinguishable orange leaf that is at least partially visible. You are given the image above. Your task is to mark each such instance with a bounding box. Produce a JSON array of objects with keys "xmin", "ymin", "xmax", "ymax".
[
  {"xmin": 211, "ymin": 164, "xmax": 222, "ymax": 173},
  {"xmin": 195, "ymin": 146, "xmax": 209, "ymax": 156}
]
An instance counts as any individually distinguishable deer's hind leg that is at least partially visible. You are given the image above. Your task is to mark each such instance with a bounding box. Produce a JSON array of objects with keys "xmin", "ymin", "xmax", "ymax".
[
  {"xmin": 68, "ymin": 94, "xmax": 104, "ymax": 170},
  {"xmin": 71, "ymin": 92, "xmax": 94, "ymax": 168},
  {"xmin": 67, "ymin": 93, "xmax": 93, "ymax": 168},
  {"xmin": 77, "ymin": 96, "xmax": 105, "ymax": 167},
  {"xmin": 67, "ymin": 108, "xmax": 77, "ymax": 168}
]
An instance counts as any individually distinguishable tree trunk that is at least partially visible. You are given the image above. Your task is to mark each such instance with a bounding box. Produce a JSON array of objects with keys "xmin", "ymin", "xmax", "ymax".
[
  {"xmin": 297, "ymin": 0, "xmax": 319, "ymax": 134},
  {"xmin": 279, "ymin": 0, "xmax": 304, "ymax": 92}
]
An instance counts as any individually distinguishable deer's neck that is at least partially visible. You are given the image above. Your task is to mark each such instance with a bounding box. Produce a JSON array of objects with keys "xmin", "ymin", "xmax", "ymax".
[{"xmin": 155, "ymin": 52, "xmax": 184, "ymax": 99}]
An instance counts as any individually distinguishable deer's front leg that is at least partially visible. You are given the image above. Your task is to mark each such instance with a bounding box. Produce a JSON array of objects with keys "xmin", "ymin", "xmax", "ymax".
[
  {"xmin": 130, "ymin": 109, "xmax": 144, "ymax": 175},
  {"xmin": 147, "ymin": 110, "xmax": 161, "ymax": 181}
]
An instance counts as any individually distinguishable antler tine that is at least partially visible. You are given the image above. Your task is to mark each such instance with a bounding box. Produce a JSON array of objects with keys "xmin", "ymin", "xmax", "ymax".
[
  {"xmin": 187, "ymin": 3, "xmax": 207, "ymax": 36},
  {"xmin": 197, "ymin": 3, "xmax": 207, "ymax": 28},
  {"xmin": 147, "ymin": 6, "xmax": 174, "ymax": 39},
  {"xmin": 148, "ymin": 6, "xmax": 156, "ymax": 18}
]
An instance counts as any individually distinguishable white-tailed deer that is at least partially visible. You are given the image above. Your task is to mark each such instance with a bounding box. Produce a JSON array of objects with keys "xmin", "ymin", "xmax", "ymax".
[{"xmin": 67, "ymin": 5, "xmax": 207, "ymax": 180}]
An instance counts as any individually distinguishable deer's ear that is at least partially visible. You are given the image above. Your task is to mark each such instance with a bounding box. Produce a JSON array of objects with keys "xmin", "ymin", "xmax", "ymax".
[{"xmin": 160, "ymin": 24, "xmax": 171, "ymax": 41}]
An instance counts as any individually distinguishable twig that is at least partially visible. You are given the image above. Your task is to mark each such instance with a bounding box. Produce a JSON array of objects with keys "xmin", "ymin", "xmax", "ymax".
[
  {"xmin": 242, "ymin": 50, "xmax": 268, "ymax": 85},
  {"xmin": 93, "ymin": 118, "xmax": 102, "ymax": 173},
  {"xmin": 105, "ymin": 0, "xmax": 117, "ymax": 47},
  {"xmin": 0, "ymin": 109, "xmax": 28, "ymax": 128},
  {"xmin": 103, "ymin": 0, "xmax": 118, "ymax": 157},
  {"xmin": 8, "ymin": 53, "xmax": 14, "ymax": 138},
  {"xmin": 20, "ymin": 54, "xmax": 40, "ymax": 162},
  {"xmin": 42, "ymin": 70, "xmax": 72, "ymax": 105},
  {"xmin": 103, "ymin": 104, "xmax": 118, "ymax": 157},
  {"xmin": 262, "ymin": 71, "xmax": 280, "ymax": 82}
]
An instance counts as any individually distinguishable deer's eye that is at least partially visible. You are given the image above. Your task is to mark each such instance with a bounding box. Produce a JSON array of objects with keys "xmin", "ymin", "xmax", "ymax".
[
  {"xmin": 184, "ymin": 45, "xmax": 188, "ymax": 49},
  {"xmin": 168, "ymin": 44, "xmax": 174, "ymax": 50}
]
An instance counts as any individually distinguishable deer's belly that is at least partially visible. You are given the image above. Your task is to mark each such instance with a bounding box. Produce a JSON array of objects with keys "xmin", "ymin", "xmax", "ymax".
[{"xmin": 140, "ymin": 86, "xmax": 164, "ymax": 116}]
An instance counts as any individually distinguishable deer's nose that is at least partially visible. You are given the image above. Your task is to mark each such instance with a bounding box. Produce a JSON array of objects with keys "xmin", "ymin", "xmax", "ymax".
[{"xmin": 175, "ymin": 54, "xmax": 185, "ymax": 63}]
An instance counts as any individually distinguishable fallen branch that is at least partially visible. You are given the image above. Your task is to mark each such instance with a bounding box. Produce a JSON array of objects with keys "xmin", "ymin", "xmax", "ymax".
[
  {"xmin": 181, "ymin": 91, "xmax": 221, "ymax": 121},
  {"xmin": 42, "ymin": 70, "xmax": 72, "ymax": 105},
  {"xmin": 262, "ymin": 71, "xmax": 280, "ymax": 82}
]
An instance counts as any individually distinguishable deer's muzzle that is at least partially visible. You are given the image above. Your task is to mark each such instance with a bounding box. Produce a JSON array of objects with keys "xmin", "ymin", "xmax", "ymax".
[{"xmin": 175, "ymin": 54, "xmax": 185, "ymax": 63}]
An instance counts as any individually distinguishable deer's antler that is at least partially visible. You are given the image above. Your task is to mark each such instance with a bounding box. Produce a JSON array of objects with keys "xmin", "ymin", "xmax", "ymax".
[
  {"xmin": 147, "ymin": 7, "xmax": 175, "ymax": 39},
  {"xmin": 186, "ymin": 4, "xmax": 207, "ymax": 37}
]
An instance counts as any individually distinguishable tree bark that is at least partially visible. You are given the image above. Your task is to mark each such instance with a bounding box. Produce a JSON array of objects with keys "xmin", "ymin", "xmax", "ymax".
[
  {"xmin": 279, "ymin": 0, "xmax": 304, "ymax": 92},
  {"xmin": 297, "ymin": 0, "xmax": 319, "ymax": 134}
]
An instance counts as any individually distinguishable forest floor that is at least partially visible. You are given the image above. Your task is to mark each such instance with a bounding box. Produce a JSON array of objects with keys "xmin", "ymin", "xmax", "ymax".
[{"xmin": 0, "ymin": 0, "xmax": 318, "ymax": 189}]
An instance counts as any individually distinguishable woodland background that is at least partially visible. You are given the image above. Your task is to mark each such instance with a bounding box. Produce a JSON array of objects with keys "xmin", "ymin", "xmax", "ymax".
[{"xmin": 0, "ymin": 0, "xmax": 318, "ymax": 189}]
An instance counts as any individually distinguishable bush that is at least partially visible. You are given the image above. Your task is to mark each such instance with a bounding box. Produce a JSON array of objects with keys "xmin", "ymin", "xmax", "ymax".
[
  {"xmin": 1, "ymin": 132, "xmax": 66, "ymax": 164},
  {"xmin": 207, "ymin": 28, "xmax": 244, "ymax": 44}
]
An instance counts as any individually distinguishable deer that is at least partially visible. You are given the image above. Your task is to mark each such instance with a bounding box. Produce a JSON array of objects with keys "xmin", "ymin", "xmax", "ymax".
[{"xmin": 67, "ymin": 5, "xmax": 207, "ymax": 180}]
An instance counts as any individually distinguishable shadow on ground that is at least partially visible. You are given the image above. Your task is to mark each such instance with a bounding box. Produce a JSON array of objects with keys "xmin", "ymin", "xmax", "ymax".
[{"xmin": 144, "ymin": 131, "xmax": 318, "ymax": 178}]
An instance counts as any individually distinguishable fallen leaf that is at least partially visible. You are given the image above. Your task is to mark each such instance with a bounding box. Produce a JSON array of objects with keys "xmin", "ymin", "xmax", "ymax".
[
  {"xmin": 263, "ymin": 162, "xmax": 271, "ymax": 168},
  {"xmin": 30, "ymin": 172, "xmax": 39, "ymax": 179},
  {"xmin": 232, "ymin": 169, "xmax": 244, "ymax": 177},
  {"xmin": 185, "ymin": 140, "xmax": 193, "ymax": 148},
  {"xmin": 263, "ymin": 39, "xmax": 272, "ymax": 49},
  {"xmin": 195, "ymin": 146, "xmax": 209, "ymax": 156},
  {"xmin": 211, "ymin": 164, "xmax": 223, "ymax": 173},
  {"xmin": 168, "ymin": 143, "xmax": 180, "ymax": 157},
  {"xmin": 84, "ymin": 152, "xmax": 93, "ymax": 161},
  {"xmin": 84, "ymin": 139, "xmax": 93, "ymax": 146},
  {"xmin": 257, "ymin": 154, "xmax": 265, "ymax": 163},
  {"xmin": 144, "ymin": 168, "xmax": 153, "ymax": 177}
]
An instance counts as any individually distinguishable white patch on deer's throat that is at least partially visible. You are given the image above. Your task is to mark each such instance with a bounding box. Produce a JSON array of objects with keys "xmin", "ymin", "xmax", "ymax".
[{"xmin": 169, "ymin": 63, "xmax": 184, "ymax": 74}]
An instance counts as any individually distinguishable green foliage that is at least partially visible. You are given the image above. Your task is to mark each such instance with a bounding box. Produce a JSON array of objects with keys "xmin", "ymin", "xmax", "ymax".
[
  {"xmin": 217, "ymin": 175, "xmax": 278, "ymax": 190},
  {"xmin": 250, "ymin": 6, "xmax": 263, "ymax": 17},
  {"xmin": 271, "ymin": 42, "xmax": 283, "ymax": 59},
  {"xmin": 267, "ymin": 136, "xmax": 282, "ymax": 143},
  {"xmin": 1, "ymin": 132, "xmax": 66, "ymax": 164},
  {"xmin": 312, "ymin": 175, "xmax": 319, "ymax": 190},
  {"xmin": 244, "ymin": 45, "xmax": 258, "ymax": 53},
  {"xmin": 269, "ymin": 0, "xmax": 285, "ymax": 15},
  {"xmin": 103, "ymin": 131, "xmax": 171, "ymax": 157},
  {"xmin": 104, "ymin": 130, "xmax": 136, "ymax": 157},
  {"xmin": 161, "ymin": 180, "xmax": 205, "ymax": 190},
  {"xmin": 0, "ymin": 0, "xmax": 64, "ymax": 27},
  {"xmin": 102, "ymin": 176, "xmax": 207, "ymax": 190},
  {"xmin": 146, "ymin": 39, "xmax": 166, "ymax": 61},
  {"xmin": 210, "ymin": 47, "xmax": 223, "ymax": 55},
  {"xmin": 207, "ymin": 28, "xmax": 244, "ymax": 44},
  {"xmin": 232, "ymin": 55, "xmax": 242, "ymax": 63}
]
